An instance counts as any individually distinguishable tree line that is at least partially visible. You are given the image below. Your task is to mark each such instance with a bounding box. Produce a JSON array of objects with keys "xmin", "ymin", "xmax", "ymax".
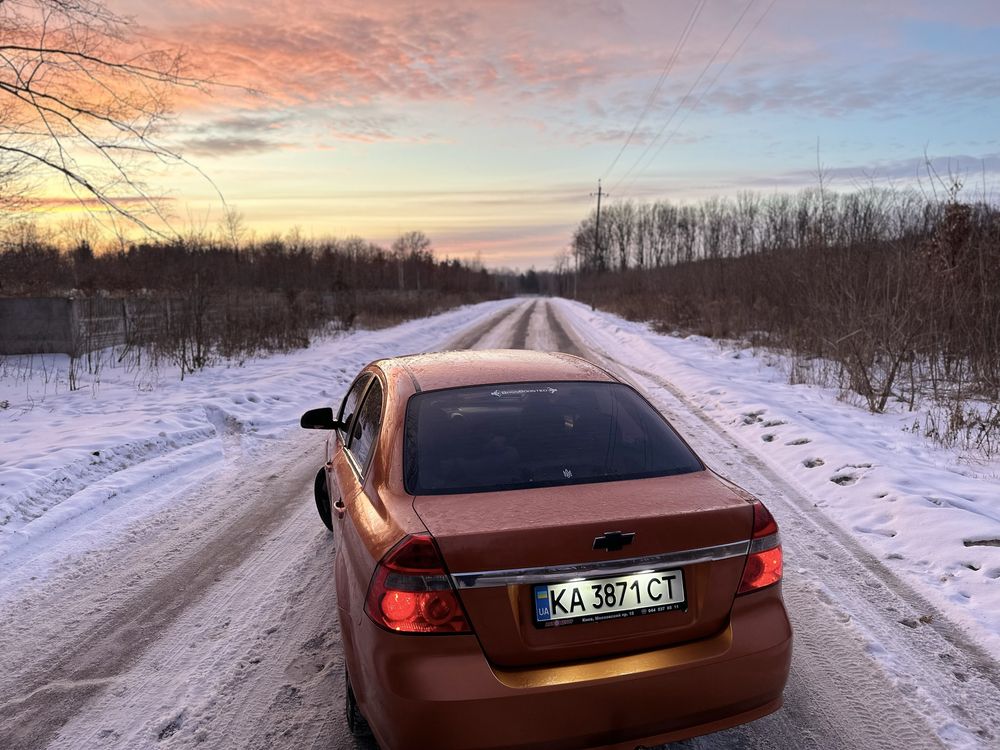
[
  {"xmin": 567, "ymin": 186, "xmax": 1000, "ymax": 454},
  {"xmin": 570, "ymin": 188, "xmax": 956, "ymax": 271},
  {"xmin": 0, "ymin": 226, "xmax": 503, "ymax": 379},
  {"xmin": 0, "ymin": 227, "xmax": 495, "ymax": 298}
]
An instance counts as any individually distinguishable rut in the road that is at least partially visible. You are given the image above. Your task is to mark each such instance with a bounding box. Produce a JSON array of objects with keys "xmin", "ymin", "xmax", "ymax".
[
  {"xmin": 443, "ymin": 303, "xmax": 522, "ymax": 350},
  {"xmin": 507, "ymin": 300, "xmax": 536, "ymax": 349},
  {"xmin": 0, "ymin": 439, "xmax": 319, "ymax": 750}
]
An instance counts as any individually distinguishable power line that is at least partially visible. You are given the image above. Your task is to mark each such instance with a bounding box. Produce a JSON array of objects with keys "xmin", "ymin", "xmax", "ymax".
[
  {"xmin": 610, "ymin": 0, "xmax": 758, "ymax": 197},
  {"xmin": 619, "ymin": 0, "xmax": 778, "ymax": 197},
  {"xmin": 574, "ymin": 179, "xmax": 609, "ymax": 295},
  {"xmin": 601, "ymin": 0, "xmax": 706, "ymax": 181}
]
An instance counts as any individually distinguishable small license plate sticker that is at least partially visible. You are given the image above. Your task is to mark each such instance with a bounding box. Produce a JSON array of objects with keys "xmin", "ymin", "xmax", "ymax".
[{"xmin": 533, "ymin": 569, "xmax": 686, "ymax": 628}]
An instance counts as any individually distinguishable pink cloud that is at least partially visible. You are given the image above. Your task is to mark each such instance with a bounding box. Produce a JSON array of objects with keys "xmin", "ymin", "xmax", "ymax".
[
  {"xmin": 113, "ymin": 0, "xmax": 1000, "ymax": 124},
  {"xmin": 118, "ymin": 0, "xmax": 663, "ymax": 116}
]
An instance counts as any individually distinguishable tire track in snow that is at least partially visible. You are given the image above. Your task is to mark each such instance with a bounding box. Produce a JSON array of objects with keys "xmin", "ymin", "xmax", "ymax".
[
  {"xmin": 506, "ymin": 299, "xmax": 537, "ymax": 350},
  {"xmin": 543, "ymin": 300, "xmax": 587, "ymax": 357},
  {"xmin": 0, "ymin": 439, "xmax": 224, "ymax": 595},
  {"xmin": 1, "ymin": 426, "xmax": 216, "ymax": 533},
  {"xmin": 438, "ymin": 299, "xmax": 523, "ymax": 351},
  {"xmin": 48, "ymin": 476, "xmax": 373, "ymax": 750},
  {"xmin": 0, "ymin": 438, "xmax": 318, "ymax": 749}
]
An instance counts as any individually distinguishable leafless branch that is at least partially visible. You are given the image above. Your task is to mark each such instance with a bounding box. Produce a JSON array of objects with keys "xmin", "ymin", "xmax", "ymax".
[{"xmin": 0, "ymin": 0, "xmax": 230, "ymax": 235}]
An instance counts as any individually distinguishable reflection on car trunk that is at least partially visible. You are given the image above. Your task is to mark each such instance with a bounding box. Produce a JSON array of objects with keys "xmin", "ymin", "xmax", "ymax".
[{"xmin": 413, "ymin": 471, "xmax": 754, "ymax": 667}]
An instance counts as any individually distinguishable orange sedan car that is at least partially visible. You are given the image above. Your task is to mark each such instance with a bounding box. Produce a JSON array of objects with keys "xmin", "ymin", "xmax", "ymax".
[{"xmin": 301, "ymin": 349, "xmax": 791, "ymax": 750}]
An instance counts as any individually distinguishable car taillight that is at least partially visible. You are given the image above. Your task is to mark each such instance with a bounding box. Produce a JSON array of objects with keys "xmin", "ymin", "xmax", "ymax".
[
  {"xmin": 365, "ymin": 534, "xmax": 472, "ymax": 634},
  {"xmin": 738, "ymin": 501, "xmax": 783, "ymax": 594}
]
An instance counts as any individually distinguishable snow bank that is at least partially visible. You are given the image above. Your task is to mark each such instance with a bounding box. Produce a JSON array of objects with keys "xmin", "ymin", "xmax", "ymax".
[
  {"xmin": 556, "ymin": 298, "xmax": 1000, "ymax": 657},
  {"xmin": 0, "ymin": 299, "xmax": 514, "ymax": 563}
]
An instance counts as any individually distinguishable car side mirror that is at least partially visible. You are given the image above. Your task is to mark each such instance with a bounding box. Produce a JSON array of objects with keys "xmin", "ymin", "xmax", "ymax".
[{"xmin": 300, "ymin": 407, "xmax": 343, "ymax": 430}]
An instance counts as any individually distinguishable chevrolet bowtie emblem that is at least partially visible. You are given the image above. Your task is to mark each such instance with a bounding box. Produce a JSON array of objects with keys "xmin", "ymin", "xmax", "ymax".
[{"xmin": 593, "ymin": 531, "xmax": 635, "ymax": 552}]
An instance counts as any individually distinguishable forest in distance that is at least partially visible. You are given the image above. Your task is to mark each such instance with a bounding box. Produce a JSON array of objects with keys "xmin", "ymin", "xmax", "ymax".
[
  {"xmin": 0, "ymin": 227, "xmax": 507, "ymax": 378},
  {"xmin": 2, "ymin": 181, "xmax": 999, "ymax": 455}
]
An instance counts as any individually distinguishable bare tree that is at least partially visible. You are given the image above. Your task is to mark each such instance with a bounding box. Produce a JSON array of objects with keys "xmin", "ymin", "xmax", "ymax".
[
  {"xmin": 701, "ymin": 197, "xmax": 727, "ymax": 259},
  {"xmin": 605, "ymin": 201, "xmax": 635, "ymax": 271},
  {"xmin": 652, "ymin": 202, "xmax": 674, "ymax": 266},
  {"xmin": 391, "ymin": 231, "xmax": 433, "ymax": 290},
  {"xmin": 633, "ymin": 202, "xmax": 654, "ymax": 269},
  {"xmin": 0, "ymin": 0, "xmax": 212, "ymax": 232},
  {"xmin": 391, "ymin": 230, "xmax": 432, "ymax": 258},
  {"xmin": 218, "ymin": 205, "xmax": 246, "ymax": 252},
  {"xmin": 571, "ymin": 214, "xmax": 600, "ymax": 272},
  {"xmin": 734, "ymin": 191, "xmax": 759, "ymax": 256}
]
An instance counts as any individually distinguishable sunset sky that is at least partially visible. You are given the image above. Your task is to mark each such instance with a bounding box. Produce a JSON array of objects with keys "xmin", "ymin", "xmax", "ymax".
[{"xmin": 98, "ymin": 0, "xmax": 1000, "ymax": 269}]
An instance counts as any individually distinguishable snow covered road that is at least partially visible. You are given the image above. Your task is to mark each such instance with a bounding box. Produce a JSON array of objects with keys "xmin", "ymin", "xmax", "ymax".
[{"xmin": 1, "ymin": 298, "xmax": 999, "ymax": 749}]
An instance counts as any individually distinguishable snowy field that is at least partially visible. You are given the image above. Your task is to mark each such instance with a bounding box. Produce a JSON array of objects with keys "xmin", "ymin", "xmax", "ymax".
[
  {"xmin": 554, "ymin": 299, "xmax": 1000, "ymax": 661},
  {"xmin": 2, "ymin": 296, "xmax": 999, "ymax": 749}
]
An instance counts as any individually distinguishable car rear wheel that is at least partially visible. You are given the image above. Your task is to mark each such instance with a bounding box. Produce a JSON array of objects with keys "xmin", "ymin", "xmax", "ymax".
[
  {"xmin": 314, "ymin": 468, "xmax": 333, "ymax": 531},
  {"xmin": 346, "ymin": 671, "xmax": 372, "ymax": 737}
]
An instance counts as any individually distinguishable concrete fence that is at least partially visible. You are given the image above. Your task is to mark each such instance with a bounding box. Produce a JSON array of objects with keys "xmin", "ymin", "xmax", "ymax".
[
  {"xmin": 0, "ymin": 297, "xmax": 186, "ymax": 356},
  {"xmin": 0, "ymin": 293, "xmax": 339, "ymax": 357},
  {"xmin": 0, "ymin": 297, "xmax": 85, "ymax": 355},
  {"xmin": 0, "ymin": 290, "xmax": 452, "ymax": 358}
]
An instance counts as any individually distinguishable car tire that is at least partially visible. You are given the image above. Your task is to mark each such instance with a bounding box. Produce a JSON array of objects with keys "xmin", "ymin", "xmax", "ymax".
[
  {"xmin": 314, "ymin": 468, "xmax": 333, "ymax": 531},
  {"xmin": 346, "ymin": 670, "xmax": 372, "ymax": 737}
]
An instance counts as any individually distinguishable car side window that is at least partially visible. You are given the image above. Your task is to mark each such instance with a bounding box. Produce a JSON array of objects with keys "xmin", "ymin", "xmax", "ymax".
[
  {"xmin": 347, "ymin": 378, "xmax": 383, "ymax": 474},
  {"xmin": 337, "ymin": 373, "xmax": 371, "ymax": 441}
]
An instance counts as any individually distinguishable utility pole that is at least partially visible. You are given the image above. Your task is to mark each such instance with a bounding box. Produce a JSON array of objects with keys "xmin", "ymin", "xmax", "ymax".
[
  {"xmin": 590, "ymin": 179, "xmax": 607, "ymax": 272},
  {"xmin": 573, "ymin": 242, "xmax": 578, "ymax": 299}
]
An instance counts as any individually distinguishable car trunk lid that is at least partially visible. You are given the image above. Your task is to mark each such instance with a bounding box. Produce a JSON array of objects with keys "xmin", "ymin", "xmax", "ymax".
[{"xmin": 413, "ymin": 470, "xmax": 753, "ymax": 667}]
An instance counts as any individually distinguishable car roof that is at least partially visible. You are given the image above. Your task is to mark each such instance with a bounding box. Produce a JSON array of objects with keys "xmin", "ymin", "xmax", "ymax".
[{"xmin": 376, "ymin": 349, "xmax": 617, "ymax": 393}]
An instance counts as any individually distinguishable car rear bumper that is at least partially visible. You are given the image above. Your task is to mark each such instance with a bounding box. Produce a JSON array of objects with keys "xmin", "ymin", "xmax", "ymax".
[{"xmin": 351, "ymin": 585, "xmax": 792, "ymax": 750}]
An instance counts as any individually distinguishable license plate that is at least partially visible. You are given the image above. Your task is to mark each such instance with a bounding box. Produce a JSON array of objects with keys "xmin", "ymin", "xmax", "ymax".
[{"xmin": 533, "ymin": 569, "xmax": 686, "ymax": 627}]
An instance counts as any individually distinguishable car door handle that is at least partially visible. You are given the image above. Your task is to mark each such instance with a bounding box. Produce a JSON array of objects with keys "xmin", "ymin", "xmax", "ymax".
[{"xmin": 333, "ymin": 498, "xmax": 347, "ymax": 519}]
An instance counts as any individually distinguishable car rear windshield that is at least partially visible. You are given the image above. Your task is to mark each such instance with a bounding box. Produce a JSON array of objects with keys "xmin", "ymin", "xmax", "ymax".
[{"xmin": 404, "ymin": 381, "xmax": 703, "ymax": 495}]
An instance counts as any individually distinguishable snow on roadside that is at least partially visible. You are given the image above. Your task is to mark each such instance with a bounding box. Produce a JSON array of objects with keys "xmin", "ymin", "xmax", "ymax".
[
  {"xmin": 0, "ymin": 298, "xmax": 516, "ymax": 568},
  {"xmin": 555, "ymin": 298, "xmax": 1000, "ymax": 659},
  {"xmin": 6, "ymin": 292, "xmax": 998, "ymax": 657}
]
